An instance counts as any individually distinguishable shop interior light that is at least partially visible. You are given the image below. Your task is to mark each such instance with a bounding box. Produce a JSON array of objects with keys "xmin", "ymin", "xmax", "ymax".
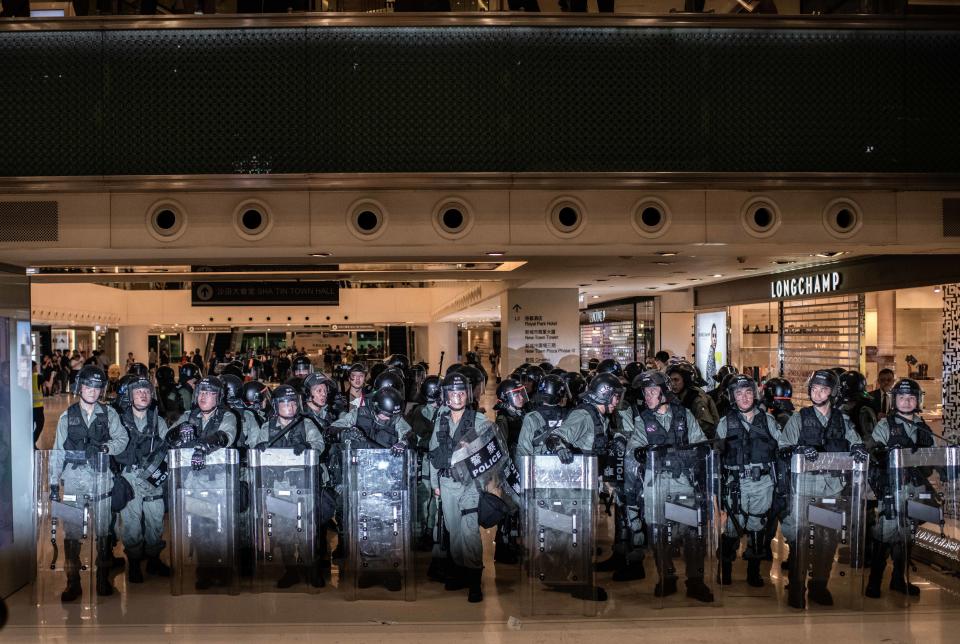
[
  {"xmin": 309, "ymin": 252, "xmax": 332, "ymax": 257},
  {"xmin": 711, "ymin": 273, "xmax": 723, "ymax": 277},
  {"xmin": 485, "ymin": 251, "xmax": 505, "ymax": 257},
  {"xmin": 655, "ymin": 251, "xmax": 678, "ymax": 256},
  {"xmin": 592, "ymin": 295, "xmax": 600, "ymax": 299}
]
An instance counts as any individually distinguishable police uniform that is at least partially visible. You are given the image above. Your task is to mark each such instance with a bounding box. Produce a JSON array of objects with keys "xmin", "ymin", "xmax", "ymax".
[
  {"xmin": 716, "ymin": 408, "xmax": 783, "ymax": 585},
  {"xmin": 515, "ymin": 404, "xmax": 567, "ymax": 457}
]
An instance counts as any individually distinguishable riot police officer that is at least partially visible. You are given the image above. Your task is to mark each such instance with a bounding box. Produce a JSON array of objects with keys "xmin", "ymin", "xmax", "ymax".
[
  {"xmin": 761, "ymin": 377, "xmax": 794, "ymax": 429},
  {"xmin": 287, "ymin": 354, "xmax": 314, "ymax": 392},
  {"xmin": 710, "ymin": 365, "xmax": 739, "ymax": 412},
  {"xmin": 302, "ymin": 372, "xmax": 339, "ymax": 434},
  {"xmin": 51, "ymin": 366, "xmax": 128, "ymax": 600},
  {"xmin": 838, "ymin": 370, "xmax": 878, "ymax": 440},
  {"xmin": 491, "ymin": 378, "xmax": 530, "ymax": 565},
  {"xmin": 127, "ymin": 362, "xmax": 150, "ymax": 379},
  {"xmin": 405, "ymin": 376, "xmax": 444, "ymax": 558},
  {"xmin": 114, "ymin": 375, "xmax": 170, "ymax": 583},
  {"xmin": 241, "ymin": 380, "xmax": 271, "ymax": 423},
  {"xmin": 426, "ymin": 373, "xmax": 493, "ymax": 602},
  {"xmin": 331, "ymin": 386, "xmax": 414, "ymax": 450},
  {"xmin": 515, "ymin": 374, "xmax": 569, "ymax": 457},
  {"xmin": 344, "ymin": 363, "xmax": 368, "ymax": 411},
  {"xmin": 249, "ymin": 385, "xmax": 325, "ymax": 588},
  {"xmin": 164, "ymin": 375, "xmax": 238, "ymax": 590},
  {"xmin": 759, "ymin": 376, "xmax": 794, "ymax": 562},
  {"xmin": 175, "ymin": 363, "xmax": 202, "ymax": 420},
  {"xmin": 778, "ymin": 369, "xmax": 868, "ymax": 609},
  {"xmin": 560, "ymin": 371, "xmax": 587, "ymax": 411},
  {"xmin": 865, "ymin": 378, "xmax": 934, "ymax": 599},
  {"xmin": 716, "ymin": 375, "xmax": 783, "ymax": 588},
  {"xmin": 626, "ymin": 370, "xmax": 713, "ymax": 602},
  {"xmin": 667, "ymin": 362, "xmax": 720, "ymax": 439}
]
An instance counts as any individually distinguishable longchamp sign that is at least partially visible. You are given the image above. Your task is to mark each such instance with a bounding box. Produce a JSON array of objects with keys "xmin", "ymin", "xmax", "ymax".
[{"xmin": 770, "ymin": 271, "xmax": 841, "ymax": 300}]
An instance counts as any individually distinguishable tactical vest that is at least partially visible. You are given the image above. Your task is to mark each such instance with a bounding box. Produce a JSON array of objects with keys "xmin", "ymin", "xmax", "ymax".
[
  {"xmin": 63, "ymin": 403, "xmax": 111, "ymax": 451},
  {"xmin": 723, "ymin": 409, "xmax": 778, "ymax": 468},
  {"xmin": 186, "ymin": 406, "xmax": 228, "ymax": 443},
  {"xmin": 639, "ymin": 403, "xmax": 689, "ymax": 448},
  {"xmin": 429, "ymin": 408, "xmax": 476, "ymax": 470},
  {"xmin": 798, "ymin": 406, "xmax": 849, "ymax": 452},
  {"xmin": 843, "ymin": 400, "xmax": 870, "ymax": 439},
  {"xmin": 115, "ymin": 407, "xmax": 160, "ymax": 467},
  {"xmin": 575, "ymin": 402, "xmax": 607, "ymax": 455},
  {"xmin": 266, "ymin": 415, "xmax": 308, "ymax": 449},
  {"xmin": 303, "ymin": 405, "xmax": 330, "ymax": 432},
  {"xmin": 497, "ymin": 413, "xmax": 523, "ymax": 449},
  {"xmin": 354, "ymin": 405, "xmax": 400, "ymax": 449},
  {"xmin": 886, "ymin": 413, "xmax": 935, "ymax": 450},
  {"xmin": 530, "ymin": 405, "xmax": 568, "ymax": 448}
]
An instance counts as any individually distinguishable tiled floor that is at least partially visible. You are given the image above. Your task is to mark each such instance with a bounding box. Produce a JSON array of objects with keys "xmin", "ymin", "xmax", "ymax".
[{"xmin": 14, "ymin": 393, "xmax": 960, "ymax": 642}]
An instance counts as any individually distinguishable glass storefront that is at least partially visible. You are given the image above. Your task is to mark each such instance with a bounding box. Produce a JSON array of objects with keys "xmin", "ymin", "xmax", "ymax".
[{"xmin": 579, "ymin": 297, "xmax": 654, "ymax": 370}]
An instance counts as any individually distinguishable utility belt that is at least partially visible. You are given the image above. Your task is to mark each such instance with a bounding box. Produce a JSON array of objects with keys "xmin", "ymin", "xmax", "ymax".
[{"xmin": 724, "ymin": 464, "xmax": 772, "ymax": 481}]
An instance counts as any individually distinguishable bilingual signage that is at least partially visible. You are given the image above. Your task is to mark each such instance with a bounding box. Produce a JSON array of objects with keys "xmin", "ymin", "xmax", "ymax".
[
  {"xmin": 769, "ymin": 271, "xmax": 841, "ymax": 300},
  {"xmin": 191, "ymin": 281, "xmax": 339, "ymax": 306}
]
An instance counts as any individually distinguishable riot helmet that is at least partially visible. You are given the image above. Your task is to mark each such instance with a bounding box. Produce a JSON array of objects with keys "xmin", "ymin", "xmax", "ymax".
[
  {"xmin": 127, "ymin": 375, "xmax": 155, "ymax": 412},
  {"xmin": 714, "ymin": 364, "xmax": 738, "ymax": 384},
  {"xmin": 291, "ymin": 354, "xmax": 313, "ymax": 378},
  {"xmin": 445, "ymin": 363, "xmax": 463, "ymax": 376},
  {"xmin": 76, "ymin": 365, "xmax": 107, "ymax": 393},
  {"xmin": 242, "ymin": 380, "xmax": 271, "ymax": 411},
  {"xmin": 347, "ymin": 363, "xmax": 367, "ymax": 390},
  {"xmin": 727, "ymin": 374, "xmax": 759, "ymax": 412},
  {"xmin": 155, "ymin": 365, "xmax": 175, "ymax": 386},
  {"xmin": 838, "ymin": 370, "xmax": 869, "ymax": 404},
  {"xmin": 624, "ymin": 361, "xmax": 644, "ymax": 386},
  {"xmin": 807, "ymin": 369, "xmax": 840, "ymax": 406},
  {"xmin": 522, "ymin": 365, "xmax": 545, "ymax": 394},
  {"xmin": 495, "ymin": 378, "xmax": 529, "ymax": 416},
  {"xmin": 634, "ymin": 369, "xmax": 671, "ymax": 409},
  {"xmin": 761, "ymin": 377, "xmax": 794, "ymax": 413},
  {"xmin": 666, "ymin": 361, "xmax": 696, "ymax": 393},
  {"xmin": 549, "ymin": 367, "xmax": 566, "ymax": 376},
  {"xmin": 538, "ymin": 361, "xmax": 555, "ymax": 373},
  {"xmin": 220, "ymin": 374, "xmax": 244, "ymax": 407},
  {"xmin": 193, "ymin": 376, "xmax": 224, "ymax": 411},
  {"xmin": 373, "ymin": 368, "xmax": 406, "ymax": 399},
  {"xmin": 418, "ymin": 375, "xmax": 443, "ymax": 405},
  {"xmin": 222, "ymin": 361, "xmax": 244, "ymax": 379},
  {"xmin": 442, "ymin": 372, "xmax": 473, "ymax": 410},
  {"xmin": 114, "ymin": 374, "xmax": 138, "ymax": 409},
  {"xmin": 271, "ymin": 384, "xmax": 302, "ymax": 420},
  {"xmin": 385, "ymin": 353, "xmax": 411, "ymax": 372},
  {"xmin": 537, "ymin": 374, "xmax": 569, "ymax": 407},
  {"xmin": 303, "ymin": 372, "xmax": 335, "ymax": 408},
  {"xmin": 890, "ymin": 378, "xmax": 923, "ymax": 414},
  {"xmin": 458, "ymin": 364, "xmax": 486, "ymax": 402},
  {"xmin": 372, "ymin": 386, "xmax": 404, "ymax": 422},
  {"xmin": 127, "ymin": 362, "xmax": 149, "ymax": 378},
  {"xmin": 179, "ymin": 362, "xmax": 201, "ymax": 384},
  {"xmin": 587, "ymin": 357, "xmax": 600, "ymax": 372},
  {"xmin": 584, "ymin": 371, "xmax": 624, "ymax": 407},
  {"xmin": 561, "ymin": 371, "xmax": 587, "ymax": 403},
  {"xmin": 595, "ymin": 358, "xmax": 623, "ymax": 380}
]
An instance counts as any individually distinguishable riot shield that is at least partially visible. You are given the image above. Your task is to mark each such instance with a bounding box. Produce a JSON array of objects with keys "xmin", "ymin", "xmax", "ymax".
[
  {"xmin": 249, "ymin": 448, "xmax": 322, "ymax": 593},
  {"xmin": 34, "ymin": 450, "xmax": 111, "ymax": 610},
  {"xmin": 519, "ymin": 454, "xmax": 599, "ymax": 616},
  {"xmin": 787, "ymin": 452, "xmax": 867, "ymax": 610},
  {"xmin": 451, "ymin": 424, "xmax": 509, "ymax": 486},
  {"xmin": 645, "ymin": 444, "xmax": 721, "ymax": 608},
  {"xmin": 168, "ymin": 447, "xmax": 240, "ymax": 595},
  {"xmin": 889, "ymin": 446, "xmax": 960, "ymax": 607},
  {"xmin": 341, "ymin": 447, "xmax": 416, "ymax": 600}
]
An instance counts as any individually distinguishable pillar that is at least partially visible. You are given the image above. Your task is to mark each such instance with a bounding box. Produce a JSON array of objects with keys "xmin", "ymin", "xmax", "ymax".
[
  {"xmin": 118, "ymin": 325, "xmax": 151, "ymax": 369},
  {"xmin": 427, "ymin": 322, "xmax": 458, "ymax": 377}
]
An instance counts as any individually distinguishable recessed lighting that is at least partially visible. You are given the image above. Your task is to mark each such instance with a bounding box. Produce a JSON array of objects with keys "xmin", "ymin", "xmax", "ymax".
[
  {"xmin": 596, "ymin": 279, "xmax": 609, "ymax": 282},
  {"xmin": 665, "ymin": 282, "xmax": 678, "ymax": 286},
  {"xmin": 687, "ymin": 278, "xmax": 701, "ymax": 281},
  {"xmin": 592, "ymin": 295, "xmax": 600, "ymax": 299},
  {"xmin": 25, "ymin": 267, "xmax": 38, "ymax": 274},
  {"xmin": 711, "ymin": 273, "xmax": 723, "ymax": 277},
  {"xmin": 656, "ymin": 251, "xmax": 678, "ymax": 257},
  {"xmin": 578, "ymin": 283, "xmax": 591, "ymax": 287},
  {"xmin": 485, "ymin": 251, "xmax": 505, "ymax": 257},
  {"xmin": 648, "ymin": 287, "xmax": 658, "ymax": 290},
  {"xmin": 309, "ymin": 252, "xmax": 331, "ymax": 257},
  {"xmin": 608, "ymin": 274, "xmax": 626, "ymax": 278}
]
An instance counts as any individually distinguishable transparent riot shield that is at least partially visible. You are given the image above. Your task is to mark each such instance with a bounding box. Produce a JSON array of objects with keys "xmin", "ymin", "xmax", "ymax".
[
  {"xmin": 519, "ymin": 454, "xmax": 599, "ymax": 616},
  {"xmin": 645, "ymin": 444, "xmax": 721, "ymax": 608},
  {"xmin": 787, "ymin": 452, "xmax": 867, "ymax": 610},
  {"xmin": 341, "ymin": 447, "xmax": 416, "ymax": 600},
  {"xmin": 249, "ymin": 448, "xmax": 322, "ymax": 593},
  {"xmin": 451, "ymin": 423, "xmax": 509, "ymax": 487},
  {"xmin": 889, "ymin": 446, "xmax": 960, "ymax": 607},
  {"xmin": 168, "ymin": 447, "xmax": 240, "ymax": 595},
  {"xmin": 34, "ymin": 450, "xmax": 111, "ymax": 610}
]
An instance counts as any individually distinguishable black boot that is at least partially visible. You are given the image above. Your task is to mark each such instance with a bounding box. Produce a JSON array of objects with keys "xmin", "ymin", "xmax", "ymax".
[
  {"xmin": 612, "ymin": 560, "xmax": 646, "ymax": 582},
  {"xmin": 807, "ymin": 579, "xmax": 834, "ymax": 606},
  {"xmin": 146, "ymin": 556, "xmax": 171, "ymax": 577},
  {"xmin": 96, "ymin": 540, "xmax": 114, "ymax": 596},
  {"xmin": 746, "ymin": 559, "xmax": 764, "ymax": 588},
  {"xmin": 308, "ymin": 562, "xmax": 326, "ymax": 588},
  {"xmin": 865, "ymin": 540, "xmax": 886, "ymax": 599},
  {"xmin": 890, "ymin": 557, "xmax": 920, "ymax": 596},
  {"xmin": 685, "ymin": 577, "xmax": 715, "ymax": 603},
  {"xmin": 569, "ymin": 584, "xmax": 608, "ymax": 601},
  {"xmin": 719, "ymin": 535, "xmax": 738, "ymax": 585},
  {"xmin": 787, "ymin": 568, "xmax": 805, "ymax": 609},
  {"xmin": 60, "ymin": 539, "xmax": 83, "ymax": 603},
  {"xmin": 467, "ymin": 568, "xmax": 483, "ymax": 603},
  {"xmin": 494, "ymin": 541, "xmax": 518, "ymax": 565},
  {"xmin": 427, "ymin": 557, "xmax": 446, "ymax": 583},
  {"xmin": 654, "ymin": 575, "xmax": 678, "ymax": 597},
  {"xmin": 276, "ymin": 566, "xmax": 300, "ymax": 589},
  {"xmin": 127, "ymin": 558, "xmax": 144, "ymax": 584},
  {"xmin": 595, "ymin": 550, "xmax": 626, "ymax": 572},
  {"xmin": 444, "ymin": 565, "xmax": 468, "ymax": 591}
]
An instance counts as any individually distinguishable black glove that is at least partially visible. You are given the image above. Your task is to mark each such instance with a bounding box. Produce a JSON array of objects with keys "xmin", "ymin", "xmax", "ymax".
[
  {"xmin": 545, "ymin": 434, "xmax": 574, "ymax": 465},
  {"xmin": 84, "ymin": 443, "xmax": 106, "ymax": 460},
  {"xmin": 340, "ymin": 427, "xmax": 364, "ymax": 443},
  {"xmin": 292, "ymin": 443, "xmax": 306, "ymax": 456},
  {"xmin": 202, "ymin": 432, "xmax": 229, "ymax": 450},
  {"xmin": 850, "ymin": 443, "xmax": 869, "ymax": 464},
  {"xmin": 49, "ymin": 483, "xmax": 59, "ymax": 502},
  {"xmin": 612, "ymin": 433, "xmax": 627, "ymax": 454},
  {"xmin": 176, "ymin": 423, "xmax": 197, "ymax": 447},
  {"xmin": 390, "ymin": 441, "xmax": 407, "ymax": 457},
  {"xmin": 800, "ymin": 446, "xmax": 819, "ymax": 463},
  {"xmin": 255, "ymin": 442, "xmax": 268, "ymax": 453},
  {"xmin": 191, "ymin": 446, "xmax": 207, "ymax": 471}
]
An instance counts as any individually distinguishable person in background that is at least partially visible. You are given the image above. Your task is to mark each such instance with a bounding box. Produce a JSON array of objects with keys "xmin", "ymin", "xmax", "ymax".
[
  {"xmin": 868, "ymin": 368, "xmax": 897, "ymax": 417},
  {"xmin": 125, "ymin": 352, "xmax": 135, "ymax": 372},
  {"xmin": 654, "ymin": 351, "xmax": 671, "ymax": 373},
  {"xmin": 33, "ymin": 361, "xmax": 44, "ymax": 447}
]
